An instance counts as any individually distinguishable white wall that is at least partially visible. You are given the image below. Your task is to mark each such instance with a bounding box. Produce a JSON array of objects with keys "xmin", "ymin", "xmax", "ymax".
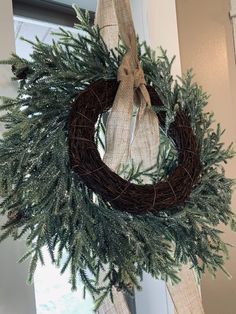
[
  {"xmin": 147, "ymin": 0, "xmax": 181, "ymax": 77},
  {"xmin": 135, "ymin": 276, "xmax": 174, "ymax": 314},
  {"xmin": 0, "ymin": 2, "xmax": 36, "ymax": 314}
]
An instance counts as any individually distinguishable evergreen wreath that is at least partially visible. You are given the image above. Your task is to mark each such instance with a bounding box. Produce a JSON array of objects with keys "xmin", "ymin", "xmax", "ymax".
[{"xmin": 0, "ymin": 8, "xmax": 235, "ymax": 309}]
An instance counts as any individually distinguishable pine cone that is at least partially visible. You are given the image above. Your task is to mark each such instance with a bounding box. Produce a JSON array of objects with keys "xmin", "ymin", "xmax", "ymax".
[
  {"xmin": 7, "ymin": 210, "xmax": 23, "ymax": 222},
  {"xmin": 11, "ymin": 64, "xmax": 31, "ymax": 80}
]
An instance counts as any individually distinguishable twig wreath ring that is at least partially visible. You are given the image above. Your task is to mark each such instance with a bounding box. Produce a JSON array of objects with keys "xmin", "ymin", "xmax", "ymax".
[{"xmin": 69, "ymin": 79, "xmax": 202, "ymax": 214}]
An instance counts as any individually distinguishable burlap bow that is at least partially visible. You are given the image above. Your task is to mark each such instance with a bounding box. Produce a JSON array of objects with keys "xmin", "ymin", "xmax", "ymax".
[{"xmin": 102, "ymin": 0, "xmax": 160, "ymax": 173}]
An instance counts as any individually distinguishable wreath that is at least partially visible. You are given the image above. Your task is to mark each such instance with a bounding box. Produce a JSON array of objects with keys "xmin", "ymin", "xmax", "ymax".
[
  {"xmin": 0, "ymin": 8, "xmax": 235, "ymax": 309},
  {"xmin": 69, "ymin": 80, "xmax": 201, "ymax": 213}
]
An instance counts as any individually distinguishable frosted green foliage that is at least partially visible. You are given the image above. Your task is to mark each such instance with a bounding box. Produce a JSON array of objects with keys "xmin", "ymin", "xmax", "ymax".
[{"xmin": 0, "ymin": 7, "xmax": 235, "ymax": 309}]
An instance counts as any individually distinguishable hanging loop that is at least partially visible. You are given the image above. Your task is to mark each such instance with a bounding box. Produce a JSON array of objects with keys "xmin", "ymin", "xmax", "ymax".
[{"xmin": 113, "ymin": 0, "xmax": 151, "ymax": 106}]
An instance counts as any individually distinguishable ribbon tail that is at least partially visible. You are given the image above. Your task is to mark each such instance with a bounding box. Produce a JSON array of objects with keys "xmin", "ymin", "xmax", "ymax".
[{"xmin": 103, "ymin": 78, "xmax": 135, "ymax": 172}]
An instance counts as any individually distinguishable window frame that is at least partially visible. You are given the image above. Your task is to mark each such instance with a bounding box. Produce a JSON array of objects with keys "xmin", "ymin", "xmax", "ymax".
[{"xmin": 12, "ymin": 0, "xmax": 95, "ymax": 27}]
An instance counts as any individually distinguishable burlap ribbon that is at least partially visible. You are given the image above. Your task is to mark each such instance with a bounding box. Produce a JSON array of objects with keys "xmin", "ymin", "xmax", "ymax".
[
  {"xmin": 101, "ymin": 0, "xmax": 160, "ymax": 172},
  {"xmin": 96, "ymin": 3, "xmax": 133, "ymax": 311},
  {"xmin": 167, "ymin": 265, "xmax": 204, "ymax": 314},
  {"xmin": 95, "ymin": 0, "xmax": 204, "ymax": 313}
]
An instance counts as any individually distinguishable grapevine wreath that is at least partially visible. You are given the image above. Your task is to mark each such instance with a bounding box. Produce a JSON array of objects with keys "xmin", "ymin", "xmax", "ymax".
[{"xmin": 0, "ymin": 8, "xmax": 235, "ymax": 308}]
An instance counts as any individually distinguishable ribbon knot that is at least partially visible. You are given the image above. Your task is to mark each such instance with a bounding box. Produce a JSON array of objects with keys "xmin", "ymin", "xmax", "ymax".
[
  {"xmin": 117, "ymin": 51, "xmax": 149, "ymax": 109},
  {"xmin": 117, "ymin": 54, "xmax": 145, "ymax": 87}
]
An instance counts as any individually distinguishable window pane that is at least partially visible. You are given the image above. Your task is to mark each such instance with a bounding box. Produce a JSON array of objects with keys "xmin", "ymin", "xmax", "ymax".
[{"xmin": 34, "ymin": 250, "xmax": 94, "ymax": 314}]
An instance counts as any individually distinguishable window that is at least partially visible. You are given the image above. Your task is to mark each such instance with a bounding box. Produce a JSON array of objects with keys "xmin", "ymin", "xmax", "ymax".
[{"xmin": 14, "ymin": 15, "xmax": 94, "ymax": 314}]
